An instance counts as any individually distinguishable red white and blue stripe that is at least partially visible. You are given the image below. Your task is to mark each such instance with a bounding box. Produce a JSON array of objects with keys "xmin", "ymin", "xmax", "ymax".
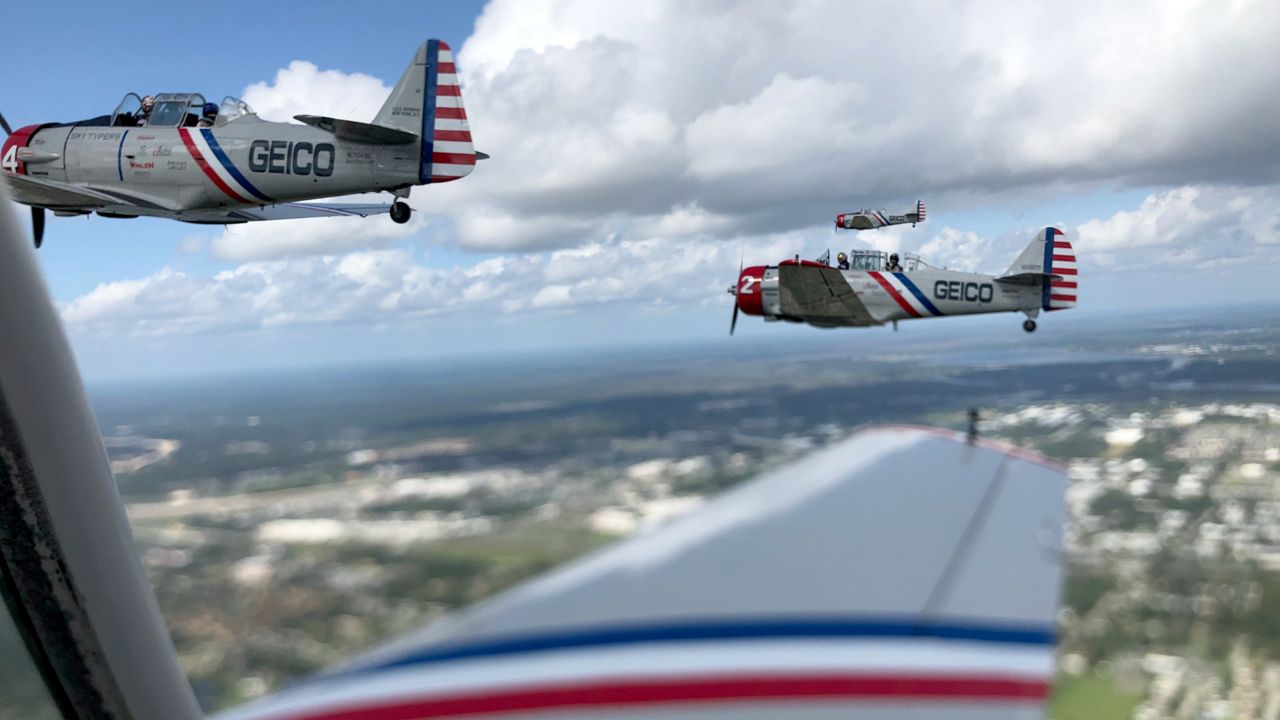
[
  {"xmin": 179, "ymin": 128, "xmax": 272, "ymax": 205},
  {"xmin": 421, "ymin": 40, "xmax": 477, "ymax": 185},
  {"xmin": 868, "ymin": 271, "xmax": 943, "ymax": 318},
  {"xmin": 219, "ymin": 617, "xmax": 1054, "ymax": 720},
  {"xmin": 1041, "ymin": 228, "xmax": 1077, "ymax": 312}
]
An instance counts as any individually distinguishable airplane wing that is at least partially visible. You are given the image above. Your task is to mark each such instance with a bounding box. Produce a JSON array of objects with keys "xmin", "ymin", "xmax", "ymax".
[
  {"xmin": 3, "ymin": 171, "xmax": 117, "ymax": 209},
  {"xmin": 223, "ymin": 202, "xmax": 397, "ymax": 222},
  {"xmin": 218, "ymin": 426, "xmax": 1067, "ymax": 720},
  {"xmin": 778, "ymin": 263, "xmax": 880, "ymax": 325}
]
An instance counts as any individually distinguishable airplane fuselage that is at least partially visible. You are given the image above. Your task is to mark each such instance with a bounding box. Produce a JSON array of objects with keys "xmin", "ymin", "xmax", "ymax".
[{"xmin": 5, "ymin": 116, "xmax": 421, "ymax": 221}]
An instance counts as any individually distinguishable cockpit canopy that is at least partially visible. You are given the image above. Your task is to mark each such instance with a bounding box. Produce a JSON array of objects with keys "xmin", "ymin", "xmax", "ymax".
[{"xmin": 110, "ymin": 93, "xmax": 255, "ymax": 128}]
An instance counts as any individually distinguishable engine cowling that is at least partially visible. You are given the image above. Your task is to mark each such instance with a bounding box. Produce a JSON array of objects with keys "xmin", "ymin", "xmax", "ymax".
[{"xmin": 735, "ymin": 265, "xmax": 766, "ymax": 317}]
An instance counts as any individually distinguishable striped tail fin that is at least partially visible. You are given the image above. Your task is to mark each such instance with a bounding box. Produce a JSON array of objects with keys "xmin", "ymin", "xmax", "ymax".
[
  {"xmin": 916, "ymin": 200, "xmax": 926, "ymax": 223},
  {"xmin": 1044, "ymin": 228, "xmax": 1077, "ymax": 311},
  {"xmin": 373, "ymin": 39, "xmax": 476, "ymax": 186}
]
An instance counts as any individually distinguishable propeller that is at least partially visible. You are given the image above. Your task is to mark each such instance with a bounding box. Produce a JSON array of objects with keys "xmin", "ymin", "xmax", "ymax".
[
  {"xmin": 0, "ymin": 113, "xmax": 49, "ymax": 248},
  {"xmin": 729, "ymin": 249, "xmax": 743, "ymax": 336},
  {"xmin": 31, "ymin": 208, "xmax": 44, "ymax": 249}
]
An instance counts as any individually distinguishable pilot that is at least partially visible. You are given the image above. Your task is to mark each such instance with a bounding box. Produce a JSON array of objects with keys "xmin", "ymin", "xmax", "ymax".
[
  {"xmin": 197, "ymin": 103, "xmax": 219, "ymax": 128},
  {"xmin": 886, "ymin": 253, "xmax": 903, "ymax": 272},
  {"xmin": 137, "ymin": 95, "xmax": 155, "ymax": 126},
  {"xmin": 836, "ymin": 252, "xmax": 849, "ymax": 270}
]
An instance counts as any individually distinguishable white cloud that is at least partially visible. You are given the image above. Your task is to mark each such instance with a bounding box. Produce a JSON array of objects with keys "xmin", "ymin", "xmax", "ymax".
[
  {"xmin": 241, "ymin": 61, "xmax": 391, "ymax": 124},
  {"xmin": 1076, "ymin": 185, "xmax": 1280, "ymax": 268}
]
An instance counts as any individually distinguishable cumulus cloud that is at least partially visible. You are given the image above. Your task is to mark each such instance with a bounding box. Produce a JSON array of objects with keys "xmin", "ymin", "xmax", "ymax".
[
  {"xmin": 437, "ymin": 0, "xmax": 1280, "ymax": 250},
  {"xmin": 1076, "ymin": 185, "xmax": 1280, "ymax": 268},
  {"xmin": 210, "ymin": 1, "xmax": 1280, "ymax": 261},
  {"xmin": 62, "ymin": 232, "xmax": 810, "ymax": 337}
]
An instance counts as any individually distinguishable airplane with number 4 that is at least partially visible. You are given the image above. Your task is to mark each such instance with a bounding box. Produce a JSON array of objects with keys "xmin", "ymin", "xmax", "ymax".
[
  {"xmin": 730, "ymin": 227, "xmax": 1078, "ymax": 334},
  {"xmin": 835, "ymin": 200, "xmax": 926, "ymax": 231},
  {"xmin": 0, "ymin": 38, "xmax": 483, "ymax": 248}
]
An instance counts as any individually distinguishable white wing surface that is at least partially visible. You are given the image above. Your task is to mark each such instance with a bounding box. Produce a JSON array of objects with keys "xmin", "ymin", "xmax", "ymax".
[{"xmin": 220, "ymin": 426, "xmax": 1067, "ymax": 720}]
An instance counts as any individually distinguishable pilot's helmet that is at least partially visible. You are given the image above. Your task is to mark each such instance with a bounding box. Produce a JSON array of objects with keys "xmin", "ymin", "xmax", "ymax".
[
  {"xmin": 202, "ymin": 103, "xmax": 219, "ymax": 117},
  {"xmin": 890, "ymin": 253, "xmax": 899, "ymax": 262},
  {"xmin": 836, "ymin": 252, "xmax": 847, "ymax": 262},
  {"xmin": 141, "ymin": 95, "xmax": 155, "ymax": 110}
]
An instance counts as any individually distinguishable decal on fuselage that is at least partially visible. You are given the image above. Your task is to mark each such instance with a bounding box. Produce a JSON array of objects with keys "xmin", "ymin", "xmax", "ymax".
[
  {"xmin": 247, "ymin": 140, "xmax": 335, "ymax": 177},
  {"xmin": 933, "ymin": 280, "xmax": 994, "ymax": 303}
]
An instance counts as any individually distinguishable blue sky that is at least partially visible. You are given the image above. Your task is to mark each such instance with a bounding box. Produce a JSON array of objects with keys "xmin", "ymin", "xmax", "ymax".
[{"xmin": 7, "ymin": 1, "xmax": 1279, "ymax": 381}]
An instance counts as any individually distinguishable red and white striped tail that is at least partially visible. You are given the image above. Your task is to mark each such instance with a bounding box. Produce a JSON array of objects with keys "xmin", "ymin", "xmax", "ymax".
[
  {"xmin": 1046, "ymin": 229, "xmax": 1076, "ymax": 311},
  {"xmin": 916, "ymin": 200, "xmax": 926, "ymax": 223},
  {"xmin": 425, "ymin": 39, "xmax": 476, "ymax": 184}
]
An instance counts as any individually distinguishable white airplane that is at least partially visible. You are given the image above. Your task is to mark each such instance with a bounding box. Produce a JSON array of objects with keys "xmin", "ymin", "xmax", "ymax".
[{"xmin": 0, "ymin": 178, "xmax": 1067, "ymax": 719}]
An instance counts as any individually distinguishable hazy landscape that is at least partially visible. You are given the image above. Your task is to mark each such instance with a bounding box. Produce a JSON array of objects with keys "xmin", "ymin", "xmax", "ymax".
[{"xmin": 5, "ymin": 304, "xmax": 1280, "ymax": 718}]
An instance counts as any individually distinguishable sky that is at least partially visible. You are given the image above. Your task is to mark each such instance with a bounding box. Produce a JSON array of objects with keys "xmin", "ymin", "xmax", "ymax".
[{"xmin": 5, "ymin": 0, "xmax": 1279, "ymax": 381}]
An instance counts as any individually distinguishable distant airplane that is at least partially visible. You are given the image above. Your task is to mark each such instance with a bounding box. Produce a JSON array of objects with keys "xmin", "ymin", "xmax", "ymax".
[
  {"xmin": 0, "ymin": 153, "xmax": 1066, "ymax": 720},
  {"xmin": 0, "ymin": 39, "xmax": 484, "ymax": 248},
  {"xmin": 730, "ymin": 227, "xmax": 1077, "ymax": 334},
  {"xmin": 835, "ymin": 200, "xmax": 926, "ymax": 230}
]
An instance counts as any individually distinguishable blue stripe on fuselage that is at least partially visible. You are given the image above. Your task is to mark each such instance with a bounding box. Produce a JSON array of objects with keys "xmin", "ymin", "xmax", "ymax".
[
  {"xmin": 201, "ymin": 130, "xmax": 272, "ymax": 203},
  {"xmin": 116, "ymin": 130, "xmax": 129, "ymax": 181},
  {"xmin": 328, "ymin": 616, "xmax": 1055, "ymax": 680},
  {"xmin": 420, "ymin": 39, "xmax": 439, "ymax": 185},
  {"xmin": 894, "ymin": 273, "xmax": 943, "ymax": 316},
  {"xmin": 1041, "ymin": 228, "xmax": 1053, "ymax": 310}
]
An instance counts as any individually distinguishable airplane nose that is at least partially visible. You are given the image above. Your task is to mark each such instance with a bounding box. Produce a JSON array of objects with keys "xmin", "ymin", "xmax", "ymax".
[{"xmin": 735, "ymin": 266, "xmax": 766, "ymax": 317}]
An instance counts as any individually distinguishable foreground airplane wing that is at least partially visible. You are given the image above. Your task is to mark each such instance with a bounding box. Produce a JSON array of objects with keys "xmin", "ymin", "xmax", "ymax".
[{"xmin": 219, "ymin": 426, "xmax": 1066, "ymax": 720}]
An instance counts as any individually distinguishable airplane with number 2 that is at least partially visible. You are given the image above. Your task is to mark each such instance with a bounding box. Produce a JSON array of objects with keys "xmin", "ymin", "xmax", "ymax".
[
  {"xmin": 0, "ymin": 39, "xmax": 483, "ymax": 248},
  {"xmin": 730, "ymin": 228, "xmax": 1078, "ymax": 334}
]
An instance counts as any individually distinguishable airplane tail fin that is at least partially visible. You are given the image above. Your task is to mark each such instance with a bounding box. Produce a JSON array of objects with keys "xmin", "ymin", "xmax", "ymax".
[
  {"xmin": 915, "ymin": 199, "xmax": 926, "ymax": 223},
  {"xmin": 229, "ymin": 426, "xmax": 1067, "ymax": 720},
  {"xmin": 373, "ymin": 39, "xmax": 477, "ymax": 185},
  {"xmin": 1000, "ymin": 227, "xmax": 1078, "ymax": 311}
]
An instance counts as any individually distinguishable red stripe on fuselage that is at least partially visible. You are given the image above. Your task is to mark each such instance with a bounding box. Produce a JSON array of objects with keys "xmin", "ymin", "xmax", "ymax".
[
  {"xmin": 178, "ymin": 129, "xmax": 250, "ymax": 204},
  {"xmin": 869, "ymin": 272, "xmax": 920, "ymax": 318},
  {"xmin": 280, "ymin": 674, "xmax": 1050, "ymax": 720}
]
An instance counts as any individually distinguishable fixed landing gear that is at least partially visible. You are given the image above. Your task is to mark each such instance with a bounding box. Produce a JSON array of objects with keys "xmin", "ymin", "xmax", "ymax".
[
  {"xmin": 390, "ymin": 201, "xmax": 412, "ymax": 224},
  {"xmin": 1022, "ymin": 319, "xmax": 1037, "ymax": 333}
]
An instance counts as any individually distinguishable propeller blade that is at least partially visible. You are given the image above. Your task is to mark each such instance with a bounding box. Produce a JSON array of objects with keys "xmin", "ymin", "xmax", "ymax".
[
  {"xmin": 0, "ymin": 112, "xmax": 11, "ymax": 137},
  {"xmin": 730, "ymin": 303, "xmax": 739, "ymax": 336},
  {"xmin": 32, "ymin": 207, "xmax": 45, "ymax": 249},
  {"xmin": 730, "ymin": 245, "xmax": 743, "ymax": 336}
]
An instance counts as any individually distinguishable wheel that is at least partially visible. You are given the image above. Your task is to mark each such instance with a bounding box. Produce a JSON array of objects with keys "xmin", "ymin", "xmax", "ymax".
[
  {"xmin": 1022, "ymin": 319, "xmax": 1037, "ymax": 333},
  {"xmin": 390, "ymin": 201, "xmax": 412, "ymax": 224}
]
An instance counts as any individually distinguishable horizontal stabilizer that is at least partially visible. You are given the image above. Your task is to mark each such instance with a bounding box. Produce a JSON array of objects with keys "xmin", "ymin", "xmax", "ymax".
[
  {"xmin": 994, "ymin": 271, "xmax": 1062, "ymax": 286},
  {"xmin": 293, "ymin": 115, "xmax": 418, "ymax": 145}
]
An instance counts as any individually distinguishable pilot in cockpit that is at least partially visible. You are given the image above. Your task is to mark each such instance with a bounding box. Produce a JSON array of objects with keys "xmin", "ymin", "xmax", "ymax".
[
  {"xmin": 197, "ymin": 103, "xmax": 219, "ymax": 128},
  {"xmin": 886, "ymin": 253, "xmax": 903, "ymax": 272},
  {"xmin": 137, "ymin": 95, "xmax": 155, "ymax": 126},
  {"xmin": 836, "ymin": 252, "xmax": 849, "ymax": 270}
]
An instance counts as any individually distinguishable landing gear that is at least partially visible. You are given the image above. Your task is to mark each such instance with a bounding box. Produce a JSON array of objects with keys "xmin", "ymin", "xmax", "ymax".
[
  {"xmin": 390, "ymin": 201, "xmax": 412, "ymax": 225},
  {"xmin": 1022, "ymin": 319, "xmax": 1037, "ymax": 333}
]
